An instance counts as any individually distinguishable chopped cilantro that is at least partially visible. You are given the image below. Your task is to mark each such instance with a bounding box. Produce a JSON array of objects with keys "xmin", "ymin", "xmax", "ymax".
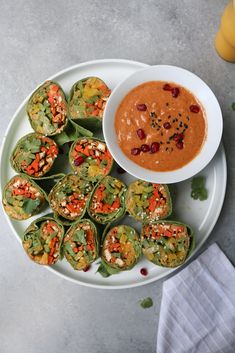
[
  {"xmin": 232, "ymin": 102, "xmax": 235, "ymax": 111},
  {"xmin": 140, "ymin": 297, "xmax": 153, "ymax": 309},
  {"xmin": 191, "ymin": 176, "xmax": 208, "ymax": 201}
]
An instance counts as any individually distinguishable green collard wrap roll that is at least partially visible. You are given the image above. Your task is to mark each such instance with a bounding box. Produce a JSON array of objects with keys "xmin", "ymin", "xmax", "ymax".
[
  {"xmin": 27, "ymin": 81, "xmax": 68, "ymax": 136},
  {"xmin": 69, "ymin": 137, "xmax": 113, "ymax": 182},
  {"xmin": 22, "ymin": 215, "xmax": 64, "ymax": 265},
  {"xmin": 10, "ymin": 133, "xmax": 59, "ymax": 178},
  {"xmin": 88, "ymin": 176, "xmax": 126, "ymax": 224},
  {"xmin": 68, "ymin": 77, "xmax": 111, "ymax": 130},
  {"xmin": 141, "ymin": 221, "xmax": 194, "ymax": 268},
  {"xmin": 101, "ymin": 225, "xmax": 141, "ymax": 272},
  {"xmin": 2, "ymin": 174, "xmax": 47, "ymax": 220},
  {"xmin": 48, "ymin": 174, "xmax": 93, "ymax": 222},
  {"xmin": 63, "ymin": 219, "xmax": 99, "ymax": 270},
  {"xmin": 126, "ymin": 180, "xmax": 172, "ymax": 222}
]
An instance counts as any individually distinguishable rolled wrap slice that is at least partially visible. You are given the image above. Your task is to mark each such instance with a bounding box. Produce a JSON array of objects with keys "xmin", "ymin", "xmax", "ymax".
[
  {"xmin": 141, "ymin": 221, "xmax": 194, "ymax": 268},
  {"xmin": 2, "ymin": 174, "xmax": 46, "ymax": 220},
  {"xmin": 10, "ymin": 133, "xmax": 58, "ymax": 178},
  {"xmin": 48, "ymin": 174, "xmax": 93, "ymax": 221},
  {"xmin": 102, "ymin": 225, "xmax": 141, "ymax": 271},
  {"xmin": 68, "ymin": 77, "xmax": 111, "ymax": 129},
  {"xmin": 27, "ymin": 80, "xmax": 68, "ymax": 136},
  {"xmin": 126, "ymin": 180, "xmax": 172, "ymax": 222},
  {"xmin": 88, "ymin": 176, "xmax": 126, "ymax": 224},
  {"xmin": 63, "ymin": 219, "xmax": 99, "ymax": 270},
  {"xmin": 69, "ymin": 137, "xmax": 113, "ymax": 182},
  {"xmin": 22, "ymin": 216, "xmax": 64, "ymax": 265}
]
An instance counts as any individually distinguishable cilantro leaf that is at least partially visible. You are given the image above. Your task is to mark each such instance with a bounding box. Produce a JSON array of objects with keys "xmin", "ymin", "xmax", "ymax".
[
  {"xmin": 97, "ymin": 261, "xmax": 120, "ymax": 278},
  {"xmin": 140, "ymin": 297, "xmax": 153, "ymax": 309},
  {"xmin": 73, "ymin": 230, "xmax": 86, "ymax": 244},
  {"xmin": 191, "ymin": 176, "xmax": 208, "ymax": 201},
  {"xmin": 22, "ymin": 198, "xmax": 40, "ymax": 214},
  {"xmin": 232, "ymin": 102, "xmax": 235, "ymax": 111}
]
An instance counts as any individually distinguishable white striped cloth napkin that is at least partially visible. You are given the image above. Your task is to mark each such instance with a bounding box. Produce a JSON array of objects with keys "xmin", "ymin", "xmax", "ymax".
[{"xmin": 157, "ymin": 243, "xmax": 235, "ymax": 353}]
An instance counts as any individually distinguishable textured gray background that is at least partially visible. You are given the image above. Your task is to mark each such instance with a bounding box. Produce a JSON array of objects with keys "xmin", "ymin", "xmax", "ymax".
[{"xmin": 1, "ymin": 1, "xmax": 235, "ymax": 353}]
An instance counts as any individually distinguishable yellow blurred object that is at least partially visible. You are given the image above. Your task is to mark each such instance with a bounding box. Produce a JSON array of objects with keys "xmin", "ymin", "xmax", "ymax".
[{"xmin": 215, "ymin": 0, "xmax": 235, "ymax": 62}]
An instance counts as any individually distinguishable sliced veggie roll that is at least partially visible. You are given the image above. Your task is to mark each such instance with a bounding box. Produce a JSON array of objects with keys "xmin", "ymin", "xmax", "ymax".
[
  {"xmin": 101, "ymin": 225, "xmax": 141, "ymax": 271},
  {"xmin": 2, "ymin": 174, "xmax": 46, "ymax": 220},
  {"xmin": 27, "ymin": 80, "xmax": 68, "ymax": 136},
  {"xmin": 126, "ymin": 180, "xmax": 172, "ymax": 222},
  {"xmin": 68, "ymin": 77, "xmax": 111, "ymax": 129},
  {"xmin": 48, "ymin": 174, "xmax": 93, "ymax": 221},
  {"xmin": 88, "ymin": 176, "xmax": 126, "ymax": 224},
  {"xmin": 63, "ymin": 219, "xmax": 99, "ymax": 270},
  {"xmin": 10, "ymin": 133, "xmax": 58, "ymax": 178},
  {"xmin": 22, "ymin": 216, "xmax": 64, "ymax": 265},
  {"xmin": 141, "ymin": 221, "xmax": 194, "ymax": 268},
  {"xmin": 69, "ymin": 137, "xmax": 113, "ymax": 182}
]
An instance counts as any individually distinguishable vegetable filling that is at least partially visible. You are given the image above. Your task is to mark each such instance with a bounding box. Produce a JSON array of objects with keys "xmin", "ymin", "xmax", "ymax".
[
  {"xmin": 27, "ymin": 81, "xmax": 67, "ymax": 136},
  {"xmin": 88, "ymin": 176, "xmax": 126, "ymax": 224},
  {"xmin": 11, "ymin": 133, "xmax": 58, "ymax": 177},
  {"xmin": 49, "ymin": 175, "xmax": 93, "ymax": 220},
  {"xmin": 102, "ymin": 225, "xmax": 141, "ymax": 270},
  {"xmin": 70, "ymin": 138, "xmax": 113, "ymax": 181},
  {"xmin": 69, "ymin": 77, "xmax": 111, "ymax": 120},
  {"xmin": 23, "ymin": 219, "xmax": 63, "ymax": 265},
  {"xmin": 63, "ymin": 220, "xmax": 98, "ymax": 270},
  {"xmin": 126, "ymin": 180, "xmax": 171, "ymax": 222},
  {"xmin": 141, "ymin": 222, "xmax": 191, "ymax": 267},
  {"xmin": 2, "ymin": 175, "xmax": 45, "ymax": 220}
]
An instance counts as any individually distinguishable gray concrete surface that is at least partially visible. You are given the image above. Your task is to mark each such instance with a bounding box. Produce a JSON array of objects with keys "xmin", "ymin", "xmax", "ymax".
[{"xmin": 0, "ymin": 1, "xmax": 235, "ymax": 352}]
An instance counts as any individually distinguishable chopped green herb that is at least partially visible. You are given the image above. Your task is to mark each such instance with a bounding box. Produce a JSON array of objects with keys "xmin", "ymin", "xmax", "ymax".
[
  {"xmin": 232, "ymin": 102, "xmax": 235, "ymax": 111},
  {"xmin": 22, "ymin": 198, "xmax": 40, "ymax": 214},
  {"xmin": 97, "ymin": 260, "xmax": 120, "ymax": 277},
  {"xmin": 191, "ymin": 176, "xmax": 208, "ymax": 201},
  {"xmin": 140, "ymin": 297, "xmax": 153, "ymax": 309}
]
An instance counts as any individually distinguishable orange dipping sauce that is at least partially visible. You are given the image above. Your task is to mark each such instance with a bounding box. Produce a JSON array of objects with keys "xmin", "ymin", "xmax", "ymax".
[{"xmin": 115, "ymin": 81, "xmax": 207, "ymax": 172}]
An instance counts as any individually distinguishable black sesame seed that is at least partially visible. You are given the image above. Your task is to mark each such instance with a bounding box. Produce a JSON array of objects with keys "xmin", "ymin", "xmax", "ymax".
[
  {"xmin": 176, "ymin": 127, "xmax": 179, "ymax": 131},
  {"xmin": 167, "ymin": 141, "xmax": 170, "ymax": 144},
  {"xmin": 178, "ymin": 113, "xmax": 182, "ymax": 117},
  {"xmin": 168, "ymin": 115, "xmax": 171, "ymax": 118},
  {"xmin": 186, "ymin": 116, "xmax": 190, "ymax": 121},
  {"xmin": 184, "ymin": 123, "xmax": 188, "ymax": 128},
  {"xmin": 158, "ymin": 119, "xmax": 162, "ymax": 122}
]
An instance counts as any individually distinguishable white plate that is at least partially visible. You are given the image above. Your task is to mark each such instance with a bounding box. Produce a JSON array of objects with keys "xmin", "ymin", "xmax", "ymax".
[
  {"xmin": 103, "ymin": 65, "xmax": 223, "ymax": 184},
  {"xmin": 0, "ymin": 59, "xmax": 227, "ymax": 289}
]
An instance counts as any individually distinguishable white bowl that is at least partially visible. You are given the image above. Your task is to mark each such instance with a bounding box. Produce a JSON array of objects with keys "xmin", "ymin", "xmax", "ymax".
[{"xmin": 103, "ymin": 65, "xmax": 223, "ymax": 184}]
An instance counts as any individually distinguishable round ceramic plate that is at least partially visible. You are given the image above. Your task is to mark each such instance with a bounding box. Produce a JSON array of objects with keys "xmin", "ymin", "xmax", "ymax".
[{"xmin": 0, "ymin": 59, "xmax": 227, "ymax": 289}]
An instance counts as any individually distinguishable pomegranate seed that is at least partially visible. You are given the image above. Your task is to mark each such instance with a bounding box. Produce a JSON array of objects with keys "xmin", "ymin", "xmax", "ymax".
[
  {"xmin": 172, "ymin": 87, "xmax": 180, "ymax": 98},
  {"xmin": 137, "ymin": 128, "xmax": 146, "ymax": 140},
  {"xmin": 190, "ymin": 104, "xmax": 200, "ymax": 113},
  {"xmin": 141, "ymin": 144, "xmax": 150, "ymax": 152},
  {"xmin": 173, "ymin": 133, "xmax": 184, "ymax": 142},
  {"xmin": 74, "ymin": 156, "xmax": 85, "ymax": 166},
  {"xmin": 176, "ymin": 141, "xmax": 184, "ymax": 149},
  {"xmin": 136, "ymin": 103, "xmax": 147, "ymax": 111},
  {"xmin": 140, "ymin": 268, "xmax": 148, "ymax": 276},
  {"xmin": 163, "ymin": 122, "xmax": 171, "ymax": 129},
  {"xmin": 163, "ymin": 83, "xmax": 172, "ymax": 91},
  {"xmin": 117, "ymin": 166, "xmax": 126, "ymax": 174},
  {"xmin": 83, "ymin": 266, "xmax": 90, "ymax": 272},
  {"xmin": 150, "ymin": 142, "xmax": 160, "ymax": 153},
  {"xmin": 131, "ymin": 147, "xmax": 141, "ymax": 155}
]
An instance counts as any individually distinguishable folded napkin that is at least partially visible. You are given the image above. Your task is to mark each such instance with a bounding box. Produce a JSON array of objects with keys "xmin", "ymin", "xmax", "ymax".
[{"xmin": 157, "ymin": 243, "xmax": 235, "ymax": 353}]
